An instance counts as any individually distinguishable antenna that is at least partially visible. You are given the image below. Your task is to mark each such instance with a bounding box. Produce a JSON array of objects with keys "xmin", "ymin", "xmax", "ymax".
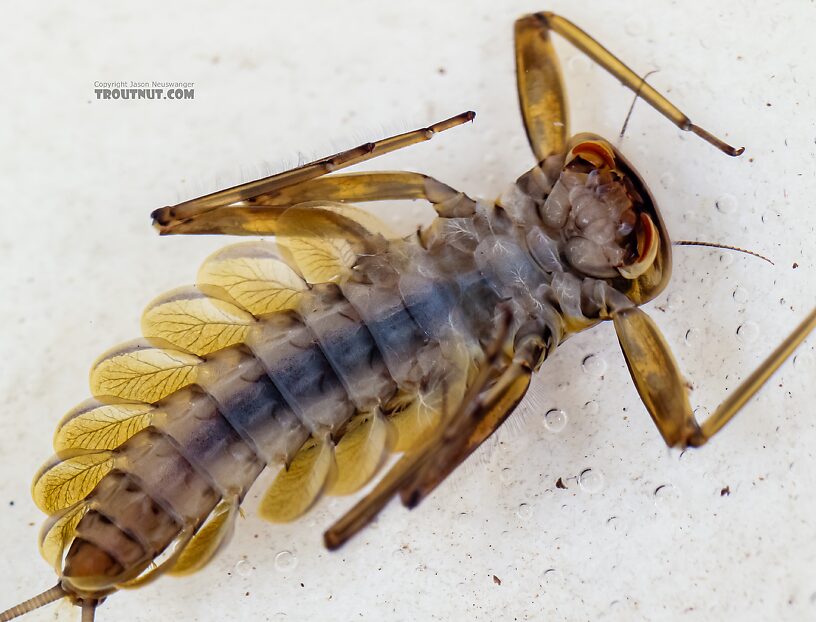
[{"xmin": 672, "ymin": 240, "xmax": 774, "ymax": 265}]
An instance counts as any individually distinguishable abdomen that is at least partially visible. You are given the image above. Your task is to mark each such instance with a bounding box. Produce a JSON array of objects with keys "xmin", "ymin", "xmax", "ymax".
[{"xmin": 36, "ymin": 216, "xmax": 487, "ymax": 596}]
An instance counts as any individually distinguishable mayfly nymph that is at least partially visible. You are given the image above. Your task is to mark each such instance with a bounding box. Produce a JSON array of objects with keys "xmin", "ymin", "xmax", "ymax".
[{"xmin": 2, "ymin": 12, "xmax": 814, "ymax": 622}]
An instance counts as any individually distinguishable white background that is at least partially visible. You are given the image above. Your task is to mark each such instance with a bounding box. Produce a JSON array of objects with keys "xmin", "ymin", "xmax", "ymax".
[{"xmin": 1, "ymin": 1, "xmax": 814, "ymax": 620}]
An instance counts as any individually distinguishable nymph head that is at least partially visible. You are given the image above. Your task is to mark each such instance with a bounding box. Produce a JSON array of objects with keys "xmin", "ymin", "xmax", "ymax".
[{"xmin": 534, "ymin": 133, "xmax": 672, "ymax": 305}]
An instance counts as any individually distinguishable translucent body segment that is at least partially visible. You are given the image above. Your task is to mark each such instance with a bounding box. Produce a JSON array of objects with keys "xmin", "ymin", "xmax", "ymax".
[
  {"xmin": 404, "ymin": 224, "xmax": 506, "ymax": 343},
  {"xmin": 153, "ymin": 389, "xmax": 264, "ymax": 497},
  {"xmin": 248, "ymin": 315, "xmax": 355, "ymax": 434},
  {"xmin": 198, "ymin": 348, "xmax": 308, "ymax": 465},
  {"xmin": 474, "ymin": 234, "xmax": 548, "ymax": 300},
  {"xmin": 301, "ymin": 285, "xmax": 397, "ymax": 411},
  {"xmin": 259, "ymin": 436, "xmax": 336, "ymax": 523},
  {"xmin": 121, "ymin": 431, "xmax": 218, "ymax": 522},
  {"xmin": 114, "ymin": 527, "xmax": 196, "ymax": 589},
  {"xmin": 32, "ymin": 451, "xmax": 114, "ymax": 514},
  {"xmin": 196, "ymin": 241, "xmax": 308, "ymax": 315},
  {"xmin": 170, "ymin": 498, "xmax": 238, "ymax": 576},
  {"xmin": 396, "ymin": 273, "xmax": 460, "ymax": 341},
  {"xmin": 54, "ymin": 401, "xmax": 155, "ymax": 452},
  {"xmin": 75, "ymin": 510, "xmax": 146, "ymax": 568},
  {"xmin": 390, "ymin": 336, "xmax": 472, "ymax": 453},
  {"xmin": 89, "ymin": 341, "xmax": 202, "ymax": 403},
  {"xmin": 421, "ymin": 215, "xmax": 481, "ymax": 254},
  {"xmin": 275, "ymin": 204, "xmax": 388, "ymax": 283},
  {"xmin": 141, "ymin": 286, "xmax": 255, "ymax": 356},
  {"xmin": 39, "ymin": 503, "xmax": 88, "ymax": 570},
  {"xmin": 90, "ymin": 472, "xmax": 180, "ymax": 558},
  {"xmin": 340, "ymin": 281, "xmax": 430, "ymax": 389},
  {"xmin": 329, "ymin": 412, "xmax": 391, "ymax": 496},
  {"xmin": 550, "ymin": 272, "xmax": 595, "ymax": 332}
]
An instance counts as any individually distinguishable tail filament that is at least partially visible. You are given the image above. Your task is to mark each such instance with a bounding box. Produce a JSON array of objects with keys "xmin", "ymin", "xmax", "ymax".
[{"xmin": 0, "ymin": 584, "xmax": 66, "ymax": 621}]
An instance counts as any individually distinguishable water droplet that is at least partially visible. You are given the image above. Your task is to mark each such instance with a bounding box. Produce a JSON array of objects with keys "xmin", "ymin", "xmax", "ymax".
[
  {"xmin": 583, "ymin": 400, "xmax": 599, "ymax": 416},
  {"xmin": 499, "ymin": 467, "xmax": 514, "ymax": 484},
  {"xmin": 715, "ymin": 194, "xmax": 737, "ymax": 214},
  {"xmin": 719, "ymin": 252, "xmax": 734, "ymax": 266},
  {"xmin": 578, "ymin": 468, "xmax": 604, "ymax": 493},
  {"xmin": 516, "ymin": 502, "xmax": 533, "ymax": 520},
  {"xmin": 606, "ymin": 515, "xmax": 619, "ymax": 531},
  {"xmin": 683, "ymin": 209, "xmax": 703, "ymax": 225},
  {"xmin": 732, "ymin": 286, "xmax": 749, "ymax": 304},
  {"xmin": 544, "ymin": 408, "xmax": 568, "ymax": 433},
  {"xmin": 737, "ymin": 321, "xmax": 760, "ymax": 343},
  {"xmin": 793, "ymin": 351, "xmax": 814, "ymax": 371},
  {"xmin": 665, "ymin": 292, "xmax": 682, "ymax": 310},
  {"xmin": 235, "ymin": 559, "xmax": 253, "ymax": 577},
  {"xmin": 678, "ymin": 448, "xmax": 693, "ymax": 462},
  {"xmin": 582, "ymin": 354, "xmax": 607, "ymax": 377},
  {"xmin": 624, "ymin": 16, "xmax": 646, "ymax": 36},
  {"xmin": 653, "ymin": 483, "xmax": 681, "ymax": 508},
  {"xmin": 567, "ymin": 55, "xmax": 591, "ymax": 74},
  {"xmin": 684, "ymin": 328, "xmax": 696, "ymax": 346},
  {"xmin": 392, "ymin": 547, "xmax": 406, "ymax": 559},
  {"xmin": 659, "ymin": 172, "xmax": 674, "ymax": 189},
  {"xmin": 274, "ymin": 550, "xmax": 298, "ymax": 572}
]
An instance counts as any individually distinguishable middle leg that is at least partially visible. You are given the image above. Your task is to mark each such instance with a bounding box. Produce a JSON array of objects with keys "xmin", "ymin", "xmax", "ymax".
[{"xmin": 323, "ymin": 312, "xmax": 539, "ymax": 550}]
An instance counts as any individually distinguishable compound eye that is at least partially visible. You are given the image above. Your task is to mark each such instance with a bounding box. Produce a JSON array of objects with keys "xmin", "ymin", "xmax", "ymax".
[
  {"xmin": 618, "ymin": 213, "xmax": 659, "ymax": 279},
  {"xmin": 567, "ymin": 140, "xmax": 617, "ymax": 170}
]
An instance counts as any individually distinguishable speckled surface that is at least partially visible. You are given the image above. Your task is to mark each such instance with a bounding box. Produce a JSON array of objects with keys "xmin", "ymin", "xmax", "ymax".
[{"xmin": 1, "ymin": 1, "xmax": 814, "ymax": 620}]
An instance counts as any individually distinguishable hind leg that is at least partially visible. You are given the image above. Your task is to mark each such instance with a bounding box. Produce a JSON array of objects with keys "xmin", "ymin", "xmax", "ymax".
[
  {"xmin": 152, "ymin": 112, "xmax": 476, "ymax": 235},
  {"xmin": 152, "ymin": 170, "xmax": 477, "ymax": 236}
]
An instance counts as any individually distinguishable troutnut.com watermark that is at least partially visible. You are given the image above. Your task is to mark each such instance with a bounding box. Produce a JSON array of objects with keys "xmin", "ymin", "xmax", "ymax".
[{"xmin": 93, "ymin": 81, "xmax": 195, "ymax": 100}]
